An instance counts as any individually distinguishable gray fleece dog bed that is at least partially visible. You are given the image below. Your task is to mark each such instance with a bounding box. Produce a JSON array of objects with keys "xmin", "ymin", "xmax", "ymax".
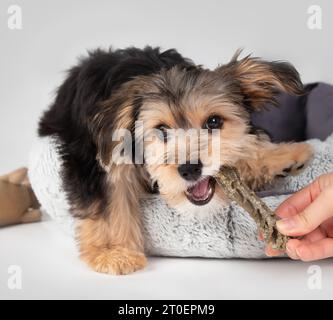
[{"xmin": 28, "ymin": 82, "xmax": 333, "ymax": 259}]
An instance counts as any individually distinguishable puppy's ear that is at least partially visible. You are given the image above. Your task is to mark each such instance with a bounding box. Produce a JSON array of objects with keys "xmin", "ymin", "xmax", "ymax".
[
  {"xmin": 89, "ymin": 93, "xmax": 136, "ymax": 169},
  {"xmin": 216, "ymin": 50, "xmax": 304, "ymax": 109}
]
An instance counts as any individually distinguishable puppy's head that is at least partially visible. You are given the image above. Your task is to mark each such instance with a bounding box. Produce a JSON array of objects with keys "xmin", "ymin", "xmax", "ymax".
[{"xmin": 93, "ymin": 51, "xmax": 303, "ymax": 211}]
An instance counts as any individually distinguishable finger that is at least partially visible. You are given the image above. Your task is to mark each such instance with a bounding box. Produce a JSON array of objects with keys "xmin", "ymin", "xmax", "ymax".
[
  {"xmin": 284, "ymin": 228, "xmax": 325, "ymax": 256},
  {"xmin": 258, "ymin": 232, "xmax": 264, "ymax": 241},
  {"xmin": 295, "ymin": 238, "xmax": 333, "ymax": 261},
  {"xmin": 277, "ymin": 189, "xmax": 333, "ymax": 236},
  {"xmin": 276, "ymin": 179, "xmax": 321, "ymax": 219},
  {"xmin": 304, "ymin": 227, "xmax": 327, "ymax": 243},
  {"xmin": 265, "ymin": 246, "xmax": 284, "ymax": 257},
  {"xmin": 285, "ymin": 239, "xmax": 302, "ymax": 260}
]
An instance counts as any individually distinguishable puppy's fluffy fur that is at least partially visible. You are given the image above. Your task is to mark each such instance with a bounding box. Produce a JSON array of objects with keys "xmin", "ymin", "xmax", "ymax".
[{"xmin": 39, "ymin": 46, "xmax": 312, "ymax": 274}]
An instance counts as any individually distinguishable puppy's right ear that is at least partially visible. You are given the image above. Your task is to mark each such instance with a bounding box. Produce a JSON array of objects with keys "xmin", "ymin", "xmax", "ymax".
[
  {"xmin": 216, "ymin": 50, "xmax": 304, "ymax": 109},
  {"xmin": 89, "ymin": 94, "xmax": 136, "ymax": 170}
]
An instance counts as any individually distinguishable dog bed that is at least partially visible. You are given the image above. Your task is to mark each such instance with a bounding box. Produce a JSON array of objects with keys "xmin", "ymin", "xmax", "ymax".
[
  {"xmin": 28, "ymin": 133, "xmax": 333, "ymax": 259},
  {"xmin": 28, "ymin": 82, "xmax": 333, "ymax": 259}
]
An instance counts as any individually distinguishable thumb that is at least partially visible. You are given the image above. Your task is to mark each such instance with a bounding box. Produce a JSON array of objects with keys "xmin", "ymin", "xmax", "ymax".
[{"xmin": 276, "ymin": 187, "xmax": 333, "ymax": 236}]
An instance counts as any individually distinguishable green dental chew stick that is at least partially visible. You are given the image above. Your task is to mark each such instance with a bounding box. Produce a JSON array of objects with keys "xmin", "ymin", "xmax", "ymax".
[{"xmin": 215, "ymin": 166, "xmax": 289, "ymax": 251}]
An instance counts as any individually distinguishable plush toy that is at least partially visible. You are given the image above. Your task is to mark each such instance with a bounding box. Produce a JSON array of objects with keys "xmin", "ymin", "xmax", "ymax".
[{"xmin": 0, "ymin": 167, "xmax": 41, "ymax": 227}]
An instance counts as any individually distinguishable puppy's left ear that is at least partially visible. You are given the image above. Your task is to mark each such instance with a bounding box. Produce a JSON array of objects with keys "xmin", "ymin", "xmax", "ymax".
[{"xmin": 216, "ymin": 50, "xmax": 304, "ymax": 109}]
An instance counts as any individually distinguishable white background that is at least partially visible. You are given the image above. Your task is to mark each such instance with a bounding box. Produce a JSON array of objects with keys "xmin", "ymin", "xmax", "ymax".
[
  {"xmin": 0, "ymin": 0, "xmax": 332, "ymax": 172},
  {"xmin": 0, "ymin": 0, "xmax": 332, "ymax": 300}
]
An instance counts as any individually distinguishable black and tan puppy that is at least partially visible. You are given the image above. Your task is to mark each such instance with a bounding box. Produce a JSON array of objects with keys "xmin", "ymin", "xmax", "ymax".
[{"xmin": 39, "ymin": 46, "xmax": 312, "ymax": 274}]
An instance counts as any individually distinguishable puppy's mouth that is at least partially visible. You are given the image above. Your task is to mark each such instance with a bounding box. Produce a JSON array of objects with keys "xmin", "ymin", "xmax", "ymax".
[{"xmin": 185, "ymin": 176, "xmax": 215, "ymax": 206}]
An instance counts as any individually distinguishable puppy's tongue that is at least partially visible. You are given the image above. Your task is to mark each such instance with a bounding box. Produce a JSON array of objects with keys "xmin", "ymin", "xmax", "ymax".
[{"xmin": 190, "ymin": 177, "xmax": 210, "ymax": 200}]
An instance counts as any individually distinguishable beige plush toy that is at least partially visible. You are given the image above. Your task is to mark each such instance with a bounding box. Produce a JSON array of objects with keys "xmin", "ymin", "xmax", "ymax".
[{"xmin": 0, "ymin": 167, "xmax": 41, "ymax": 227}]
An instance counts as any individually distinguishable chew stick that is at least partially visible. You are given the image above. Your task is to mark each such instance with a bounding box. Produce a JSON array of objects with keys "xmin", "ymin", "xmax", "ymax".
[{"xmin": 215, "ymin": 166, "xmax": 289, "ymax": 251}]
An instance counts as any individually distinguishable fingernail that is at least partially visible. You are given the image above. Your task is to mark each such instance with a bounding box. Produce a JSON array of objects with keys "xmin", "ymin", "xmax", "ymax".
[
  {"xmin": 295, "ymin": 247, "xmax": 303, "ymax": 259},
  {"xmin": 286, "ymin": 243, "xmax": 299, "ymax": 260},
  {"xmin": 277, "ymin": 217, "xmax": 296, "ymax": 233}
]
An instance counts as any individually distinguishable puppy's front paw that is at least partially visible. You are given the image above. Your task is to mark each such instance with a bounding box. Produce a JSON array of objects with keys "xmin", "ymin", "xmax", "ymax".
[
  {"xmin": 81, "ymin": 246, "xmax": 147, "ymax": 275},
  {"xmin": 276, "ymin": 142, "xmax": 313, "ymax": 178}
]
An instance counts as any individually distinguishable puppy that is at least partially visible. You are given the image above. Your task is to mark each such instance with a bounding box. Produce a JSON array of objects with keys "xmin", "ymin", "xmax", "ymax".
[{"xmin": 39, "ymin": 46, "xmax": 313, "ymax": 274}]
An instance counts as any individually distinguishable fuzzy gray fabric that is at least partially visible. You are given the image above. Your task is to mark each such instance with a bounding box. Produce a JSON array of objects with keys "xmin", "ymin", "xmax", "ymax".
[{"xmin": 28, "ymin": 134, "xmax": 333, "ymax": 259}]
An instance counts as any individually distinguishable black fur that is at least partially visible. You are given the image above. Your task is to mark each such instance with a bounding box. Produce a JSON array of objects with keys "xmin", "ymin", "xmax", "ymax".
[{"xmin": 38, "ymin": 46, "xmax": 194, "ymax": 216}]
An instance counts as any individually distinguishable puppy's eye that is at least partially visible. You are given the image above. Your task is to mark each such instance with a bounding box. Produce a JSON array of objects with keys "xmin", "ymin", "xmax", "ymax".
[
  {"xmin": 155, "ymin": 124, "xmax": 169, "ymax": 142},
  {"xmin": 203, "ymin": 115, "xmax": 224, "ymax": 131}
]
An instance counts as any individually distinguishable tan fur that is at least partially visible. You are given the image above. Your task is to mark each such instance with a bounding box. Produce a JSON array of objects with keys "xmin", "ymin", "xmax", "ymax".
[
  {"xmin": 217, "ymin": 50, "xmax": 303, "ymax": 108},
  {"xmin": 78, "ymin": 218, "xmax": 147, "ymax": 275},
  {"xmin": 78, "ymin": 164, "xmax": 147, "ymax": 275},
  {"xmin": 140, "ymin": 92, "xmax": 313, "ymax": 207},
  {"xmin": 139, "ymin": 89, "xmax": 254, "ymax": 206},
  {"xmin": 236, "ymin": 140, "xmax": 314, "ymax": 189}
]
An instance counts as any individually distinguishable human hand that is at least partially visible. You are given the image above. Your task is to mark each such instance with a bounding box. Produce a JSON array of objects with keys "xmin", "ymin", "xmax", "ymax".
[{"xmin": 264, "ymin": 172, "xmax": 333, "ymax": 261}]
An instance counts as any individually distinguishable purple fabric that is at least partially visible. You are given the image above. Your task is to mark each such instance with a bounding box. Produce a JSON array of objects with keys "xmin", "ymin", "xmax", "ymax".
[
  {"xmin": 251, "ymin": 82, "xmax": 333, "ymax": 142},
  {"xmin": 306, "ymin": 83, "xmax": 333, "ymax": 140}
]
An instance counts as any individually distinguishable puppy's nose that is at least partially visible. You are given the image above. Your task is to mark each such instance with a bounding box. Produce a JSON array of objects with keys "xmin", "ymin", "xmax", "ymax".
[{"xmin": 178, "ymin": 161, "xmax": 202, "ymax": 181}]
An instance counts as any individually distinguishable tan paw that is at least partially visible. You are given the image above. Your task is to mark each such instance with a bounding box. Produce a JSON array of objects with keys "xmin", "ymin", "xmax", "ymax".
[
  {"xmin": 81, "ymin": 246, "xmax": 147, "ymax": 275},
  {"xmin": 275, "ymin": 142, "xmax": 313, "ymax": 178}
]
